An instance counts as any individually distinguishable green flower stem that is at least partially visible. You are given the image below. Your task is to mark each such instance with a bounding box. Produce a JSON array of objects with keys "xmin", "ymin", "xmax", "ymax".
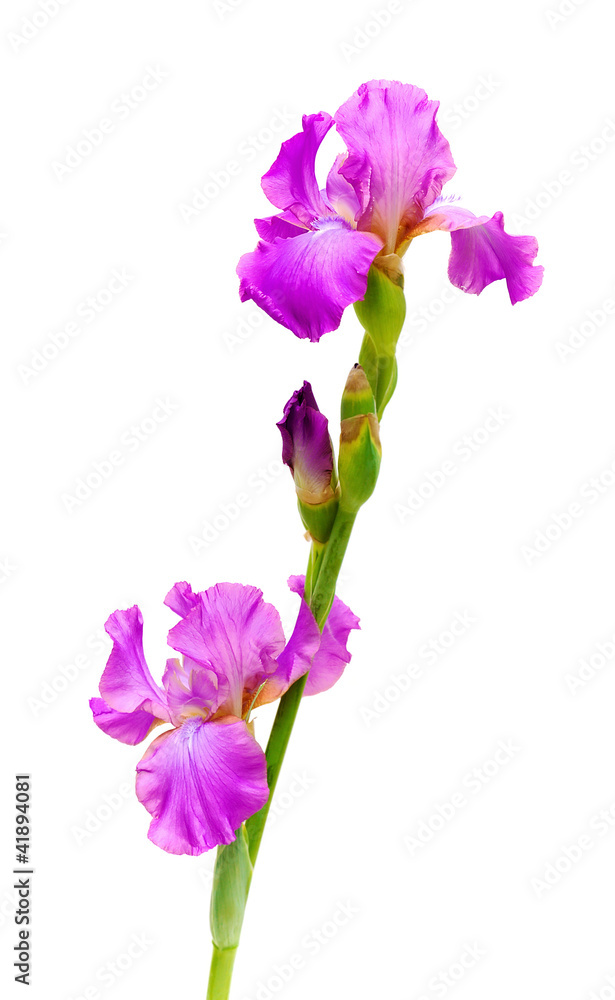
[
  {"xmin": 245, "ymin": 671, "xmax": 309, "ymax": 866},
  {"xmin": 246, "ymin": 507, "xmax": 357, "ymax": 867},
  {"xmin": 307, "ymin": 507, "xmax": 357, "ymax": 628},
  {"xmin": 206, "ymin": 946, "xmax": 237, "ymax": 1000},
  {"xmin": 206, "ymin": 508, "xmax": 360, "ymax": 998}
]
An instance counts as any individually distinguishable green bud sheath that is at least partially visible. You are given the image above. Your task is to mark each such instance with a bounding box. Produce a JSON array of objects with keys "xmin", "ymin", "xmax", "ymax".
[
  {"xmin": 354, "ymin": 257, "xmax": 406, "ymax": 418},
  {"xmin": 210, "ymin": 824, "xmax": 253, "ymax": 951},
  {"xmin": 338, "ymin": 366, "xmax": 382, "ymax": 514},
  {"xmin": 296, "ymin": 489, "xmax": 340, "ymax": 545}
]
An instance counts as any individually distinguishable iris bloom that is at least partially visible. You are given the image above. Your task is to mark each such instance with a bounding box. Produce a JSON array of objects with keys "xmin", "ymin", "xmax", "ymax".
[
  {"xmin": 237, "ymin": 79, "xmax": 543, "ymax": 342},
  {"xmin": 90, "ymin": 579, "xmax": 358, "ymax": 855}
]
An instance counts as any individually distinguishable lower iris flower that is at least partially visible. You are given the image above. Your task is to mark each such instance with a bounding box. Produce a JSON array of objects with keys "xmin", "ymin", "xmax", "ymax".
[
  {"xmin": 90, "ymin": 579, "xmax": 358, "ymax": 855},
  {"xmin": 237, "ymin": 79, "xmax": 543, "ymax": 342}
]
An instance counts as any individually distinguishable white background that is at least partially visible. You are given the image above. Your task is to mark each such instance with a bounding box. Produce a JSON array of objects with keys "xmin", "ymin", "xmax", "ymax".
[{"xmin": 2, "ymin": 0, "xmax": 615, "ymax": 998}]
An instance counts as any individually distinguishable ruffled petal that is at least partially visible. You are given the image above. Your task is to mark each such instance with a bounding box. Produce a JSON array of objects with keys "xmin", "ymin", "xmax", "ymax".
[
  {"xmin": 90, "ymin": 696, "xmax": 162, "ymax": 746},
  {"xmin": 288, "ymin": 575, "xmax": 360, "ymax": 694},
  {"xmin": 168, "ymin": 583, "xmax": 285, "ymax": 718},
  {"xmin": 413, "ymin": 195, "xmax": 491, "ymax": 236},
  {"xmin": 164, "ymin": 581, "xmax": 200, "ymax": 619},
  {"xmin": 162, "ymin": 657, "xmax": 223, "ymax": 726},
  {"xmin": 325, "ymin": 153, "xmax": 361, "ymax": 224},
  {"xmin": 445, "ymin": 210, "xmax": 543, "ymax": 304},
  {"xmin": 99, "ymin": 606, "xmax": 169, "ymax": 720},
  {"xmin": 261, "ymin": 112, "xmax": 334, "ymax": 226},
  {"xmin": 335, "ymin": 80, "xmax": 456, "ymax": 254},
  {"xmin": 255, "ymin": 591, "xmax": 321, "ymax": 707},
  {"xmin": 135, "ymin": 716, "xmax": 269, "ymax": 855},
  {"xmin": 237, "ymin": 217, "xmax": 382, "ymax": 342}
]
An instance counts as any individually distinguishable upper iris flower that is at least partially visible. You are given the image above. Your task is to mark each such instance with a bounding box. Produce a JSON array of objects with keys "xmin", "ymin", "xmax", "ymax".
[
  {"xmin": 237, "ymin": 79, "xmax": 543, "ymax": 342},
  {"xmin": 90, "ymin": 579, "xmax": 358, "ymax": 855}
]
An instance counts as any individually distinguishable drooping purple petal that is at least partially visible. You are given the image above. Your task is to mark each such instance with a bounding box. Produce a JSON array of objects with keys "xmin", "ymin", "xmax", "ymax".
[
  {"xmin": 255, "ymin": 592, "xmax": 321, "ymax": 706},
  {"xmin": 168, "ymin": 583, "xmax": 285, "ymax": 718},
  {"xmin": 261, "ymin": 113, "xmax": 334, "ymax": 227},
  {"xmin": 99, "ymin": 606, "xmax": 169, "ymax": 720},
  {"xmin": 90, "ymin": 696, "xmax": 163, "ymax": 746},
  {"xmin": 164, "ymin": 581, "xmax": 200, "ymax": 619},
  {"xmin": 162, "ymin": 657, "xmax": 223, "ymax": 727},
  {"xmin": 445, "ymin": 210, "xmax": 544, "ymax": 304},
  {"xmin": 135, "ymin": 716, "xmax": 269, "ymax": 855},
  {"xmin": 237, "ymin": 217, "xmax": 382, "ymax": 342},
  {"xmin": 277, "ymin": 382, "xmax": 336, "ymax": 502},
  {"xmin": 288, "ymin": 575, "xmax": 360, "ymax": 694},
  {"xmin": 335, "ymin": 80, "xmax": 456, "ymax": 254}
]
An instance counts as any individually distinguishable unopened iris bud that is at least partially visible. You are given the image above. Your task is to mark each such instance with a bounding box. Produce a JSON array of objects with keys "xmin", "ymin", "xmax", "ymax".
[
  {"xmin": 338, "ymin": 365, "xmax": 382, "ymax": 514},
  {"xmin": 277, "ymin": 381, "xmax": 339, "ymax": 543}
]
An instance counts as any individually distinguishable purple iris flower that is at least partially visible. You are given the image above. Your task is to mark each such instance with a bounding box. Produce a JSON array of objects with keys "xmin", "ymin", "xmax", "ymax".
[
  {"xmin": 90, "ymin": 578, "xmax": 358, "ymax": 855},
  {"xmin": 277, "ymin": 381, "xmax": 337, "ymax": 505},
  {"xmin": 237, "ymin": 79, "xmax": 543, "ymax": 342}
]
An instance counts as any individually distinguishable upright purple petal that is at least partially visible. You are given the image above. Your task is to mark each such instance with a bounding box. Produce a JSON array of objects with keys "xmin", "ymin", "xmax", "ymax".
[
  {"xmin": 162, "ymin": 657, "xmax": 223, "ymax": 727},
  {"xmin": 261, "ymin": 112, "xmax": 334, "ymax": 227},
  {"xmin": 288, "ymin": 575, "xmax": 360, "ymax": 694},
  {"xmin": 325, "ymin": 153, "xmax": 361, "ymax": 224},
  {"xmin": 136, "ymin": 716, "xmax": 269, "ymax": 855},
  {"xmin": 255, "ymin": 593, "xmax": 321, "ymax": 706},
  {"xmin": 237, "ymin": 217, "xmax": 382, "ymax": 342},
  {"xmin": 277, "ymin": 382, "xmax": 336, "ymax": 503},
  {"xmin": 164, "ymin": 581, "xmax": 200, "ymax": 619},
  {"xmin": 446, "ymin": 210, "xmax": 543, "ymax": 304},
  {"xmin": 99, "ymin": 607, "xmax": 169, "ymax": 720},
  {"xmin": 168, "ymin": 583, "xmax": 285, "ymax": 718},
  {"xmin": 335, "ymin": 80, "xmax": 456, "ymax": 254},
  {"xmin": 90, "ymin": 697, "xmax": 163, "ymax": 746}
]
